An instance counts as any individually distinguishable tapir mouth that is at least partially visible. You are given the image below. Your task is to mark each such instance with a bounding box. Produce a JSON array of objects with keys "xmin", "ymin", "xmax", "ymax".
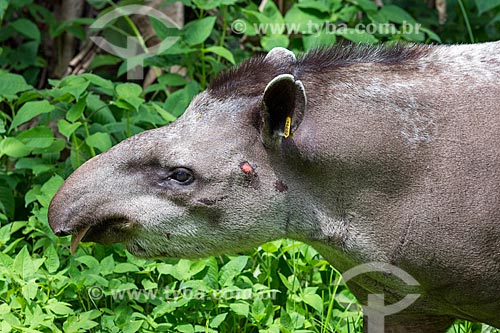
[{"xmin": 70, "ymin": 217, "xmax": 133, "ymax": 254}]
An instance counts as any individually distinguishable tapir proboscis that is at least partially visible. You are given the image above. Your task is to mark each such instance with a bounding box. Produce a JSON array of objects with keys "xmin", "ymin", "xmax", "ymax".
[{"xmin": 49, "ymin": 42, "xmax": 500, "ymax": 332}]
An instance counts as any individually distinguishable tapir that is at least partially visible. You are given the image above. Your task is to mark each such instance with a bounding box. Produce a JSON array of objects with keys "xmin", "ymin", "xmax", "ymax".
[{"xmin": 48, "ymin": 42, "xmax": 500, "ymax": 332}]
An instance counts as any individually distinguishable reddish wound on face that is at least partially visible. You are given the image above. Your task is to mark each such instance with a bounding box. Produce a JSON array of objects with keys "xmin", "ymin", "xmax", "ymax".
[{"xmin": 240, "ymin": 162, "xmax": 254, "ymax": 174}]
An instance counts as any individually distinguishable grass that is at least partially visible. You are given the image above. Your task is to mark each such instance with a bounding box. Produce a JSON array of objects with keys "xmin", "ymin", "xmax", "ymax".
[{"xmin": 0, "ymin": 217, "xmax": 498, "ymax": 332}]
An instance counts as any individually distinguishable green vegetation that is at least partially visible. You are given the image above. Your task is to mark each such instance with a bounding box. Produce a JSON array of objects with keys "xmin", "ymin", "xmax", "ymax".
[{"xmin": 0, "ymin": 0, "xmax": 499, "ymax": 332}]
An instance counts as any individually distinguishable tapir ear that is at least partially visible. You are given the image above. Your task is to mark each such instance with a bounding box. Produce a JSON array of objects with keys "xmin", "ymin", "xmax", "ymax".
[
  {"xmin": 264, "ymin": 47, "xmax": 296, "ymax": 64},
  {"xmin": 261, "ymin": 73, "xmax": 306, "ymax": 147}
]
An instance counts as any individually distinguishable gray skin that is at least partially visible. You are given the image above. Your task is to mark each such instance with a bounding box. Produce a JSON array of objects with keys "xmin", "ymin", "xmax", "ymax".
[{"xmin": 48, "ymin": 42, "xmax": 500, "ymax": 332}]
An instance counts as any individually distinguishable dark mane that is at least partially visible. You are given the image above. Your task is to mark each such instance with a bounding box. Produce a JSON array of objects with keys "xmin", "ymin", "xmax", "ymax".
[
  {"xmin": 207, "ymin": 43, "xmax": 431, "ymax": 98},
  {"xmin": 208, "ymin": 54, "xmax": 288, "ymax": 98}
]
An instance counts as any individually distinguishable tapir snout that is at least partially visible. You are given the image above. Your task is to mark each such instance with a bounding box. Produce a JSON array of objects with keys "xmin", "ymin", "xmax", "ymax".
[{"xmin": 48, "ymin": 147, "xmax": 136, "ymax": 251}]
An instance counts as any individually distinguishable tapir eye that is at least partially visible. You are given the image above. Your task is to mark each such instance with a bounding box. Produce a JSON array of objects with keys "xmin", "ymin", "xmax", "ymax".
[{"xmin": 168, "ymin": 168, "xmax": 194, "ymax": 184}]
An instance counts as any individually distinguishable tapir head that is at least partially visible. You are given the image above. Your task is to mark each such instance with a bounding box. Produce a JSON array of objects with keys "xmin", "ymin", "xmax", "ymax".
[{"xmin": 48, "ymin": 48, "xmax": 307, "ymax": 258}]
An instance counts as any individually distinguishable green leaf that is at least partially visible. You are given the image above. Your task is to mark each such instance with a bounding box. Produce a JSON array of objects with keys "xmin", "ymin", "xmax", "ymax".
[
  {"xmin": 0, "ymin": 0, "xmax": 8, "ymax": 22},
  {"xmin": 17, "ymin": 126, "xmax": 54, "ymax": 149},
  {"xmin": 219, "ymin": 256, "xmax": 248, "ymax": 287},
  {"xmin": 141, "ymin": 279, "xmax": 157, "ymax": 290},
  {"xmin": 209, "ymin": 313, "xmax": 227, "ymax": 328},
  {"xmin": 122, "ymin": 320, "xmax": 144, "ymax": 333},
  {"xmin": 36, "ymin": 175, "xmax": 64, "ymax": 207},
  {"xmin": 150, "ymin": 103, "xmax": 177, "ymax": 123},
  {"xmin": 25, "ymin": 185, "xmax": 41, "ymax": 207},
  {"xmin": 261, "ymin": 35, "xmax": 289, "ymax": 51},
  {"xmin": 63, "ymin": 310, "xmax": 101, "ymax": 333},
  {"xmin": 15, "ymin": 158, "xmax": 53, "ymax": 175},
  {"xmin": 89, "ymin": 54, "xmax": 122, "ymax": 69},
  {"xmin": 0, "ymin": 72, "xmax": 32, "ymax": 99},
  {"xmin": 475, "ymin": 0, "xmax": 500, "ymax": 15},
  {"xmin": 100, "ymin": 255, "xmax": 115, "ymax": 275},
  {"xmin": 42, "ymin": 175, "xmax": 64, "ymax": 197},
  {"xmin": 380, "ymin": 5, "xmax": 416, "ymax": 24},
  {"xmin": 63, "ymin": 314, "xmax": 99, "ymax": 332},
  {"xmin": 171, "ymin": 259, "xmax": 194, "ymax": 280},
  {"xmin": 32, "ymin": 138, "xmax": 65, "ymax": 155},
  {"xmin": 59, "ymin": 76, "xmax": 90, "ymax": 100},
  {"xmin": 21, "ymin": 279, "xmax": 38, "ymax": 300},
  {"xmin": 260, "ymin": 1, "xmax": 284, "ymax": 25},
  {"xmin": 45, "ymin": 300, "xmax": 74, "ymax": 315},
  {"xmin": 175, "ymin": 324, "xmax": 194, "ymax": 333},
  {"xmin": 58, "ymin": 119, "xmax": 82, "ymax": 140},
  {"xmin": 230, "ymin": 302, "xmax": 249, "ymax": 317},
  {"xmin": 279, "ymin": 309, "xmax": 294, "ymax": 331},
  {"xmin": 190, "ymin": 260, "xmax": 207, "ymax": 276},
  {"xmin": 183, "ymin": 17, "xmax": 216, "ymax": 46},
  {"xmin": 116, "ymin": 83, "xmax": 142, "ymax": 99},
  {"xmin": 157, "ymin": 73, "xmax": 187, "ymax": 87},
  {"xmin": 296, "ymin": 0, "xmax": 331, "ymax": 13},
  {"xmin": 0, "ymin": 302, "xmax": 9, "ymax": 316},
  {"xmin": 115, "ymin": 83, "xmax": 144, "ymax": 111},
  {"xmin": 367, "ymin": 11, "xmax": 390, "ymax": 25},
  {"xmin": 85, "ymin": 132, "xmax": 112, "ymax": 153},
  {"xmin": 162, "ymin": 90, "xmax": 187, "ymax": 117},
  {"xmin": 66, "ymin": 96, "xmax": 87, "ymax": 122},
  {"xmin": 278, "ymin": 273, "xmax": 300, "ymax": 292},
  {"xmin": 10, "ymin": 100, "xmax": 55, "ymax": 129},
  {"xmin": 150, "ymin": 16, "xmax": 182, "ymax": 41},
  {"xmin": 192, "ymin": 0, "xmax": 223, "ymax": 10},
  {"xmin": 303, "ymin": 31, "xmax": 337, "ymax": 51},
  {"xmin": 10, "ymin": 18, "xmax": 41, "ymax": 42},
  {"xmin": 336, "ymin": 5, "xmax": 359, "ymax": 22},
  {"xmin": 0, "ymin": 184, "xmax": 14, "ymax": 219},
  {"xmin": 86, "ymin": 93, "xmax": 116, "ymax": 124},
  {"xmin": 251, "ymin": 297, "xmax": 266, "ymax": 317},
  {"xmin": 349, "ymin": 0, "xmax": 378, "ymax": 12},
  {"xmin": 114, "ymin": 282, "xmax": 138, "ymax": 292},
  {"xmin": 13, "ymin": 246, "xmax": 36, "ymax": 279},
  {"xmin": 303, "ymin": 292, "xmax": 324, "ymax": 313},
  {"xmin": 400, "ymin": 24, "xmax": 426, "ymax": 42},
  {"xmin": 157, "ymin": 263, "xmax": 174, "ymax": 275},
  {"xmin": 205, "ymin": 46, "xmax": 235, "ymax": 64},
  {"xmin": 44, "ymin": 244, "xmax": 60, "ymax": 273},
  {"xmin": 163, "ymin": 83, "xmax": 199, "ymax": 117},
  {"xmin": 420, "ymin": 27, "xmax": 441, "ymax": 43},
  {"xmin": 284, "ymin": 6, "xmax": 328, "ymax": 32},
  {"xmin": 0, "ymin": 137, "xmax": 30, "ymax": 158},
  {"xmin": 75, "ymin": 255, "xmax": 100, "ymax": 268},
  {"xmin": 335, "ymin": 28, "xmax": 378, "ymax": 43},
  {"xmin": 114, "ymin": 262, "xmax": 140, "ymax": 273},
  {"xmin": 260, "ymin": 240, "xmax": 281, "ymax": 253},
  {"xmin": 81, "ymin": 73, "xmax": 114, "ymax": 92}
]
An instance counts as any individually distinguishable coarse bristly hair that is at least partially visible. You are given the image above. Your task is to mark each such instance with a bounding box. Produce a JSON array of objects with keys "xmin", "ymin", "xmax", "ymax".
[{"xmin": 208, "ymin": 43, "xmax": 431, "ymax": 98}]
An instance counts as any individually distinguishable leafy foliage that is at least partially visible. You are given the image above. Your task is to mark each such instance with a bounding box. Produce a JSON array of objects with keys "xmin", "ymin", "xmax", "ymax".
[{"xmin": 0, "ymin": 0, "xmax": 498, "ymax": 332}]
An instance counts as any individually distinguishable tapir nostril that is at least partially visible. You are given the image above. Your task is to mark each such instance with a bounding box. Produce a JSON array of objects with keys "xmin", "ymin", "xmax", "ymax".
[{"xmin": 54, "ymin": 228, "xmax": 71, "ymax": 237}]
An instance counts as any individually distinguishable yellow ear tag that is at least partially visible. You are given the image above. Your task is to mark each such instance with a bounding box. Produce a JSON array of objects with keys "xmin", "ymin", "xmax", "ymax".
[{"xmin": 283, "ymin": 116, "xmax": 292, "ymax": 138}]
